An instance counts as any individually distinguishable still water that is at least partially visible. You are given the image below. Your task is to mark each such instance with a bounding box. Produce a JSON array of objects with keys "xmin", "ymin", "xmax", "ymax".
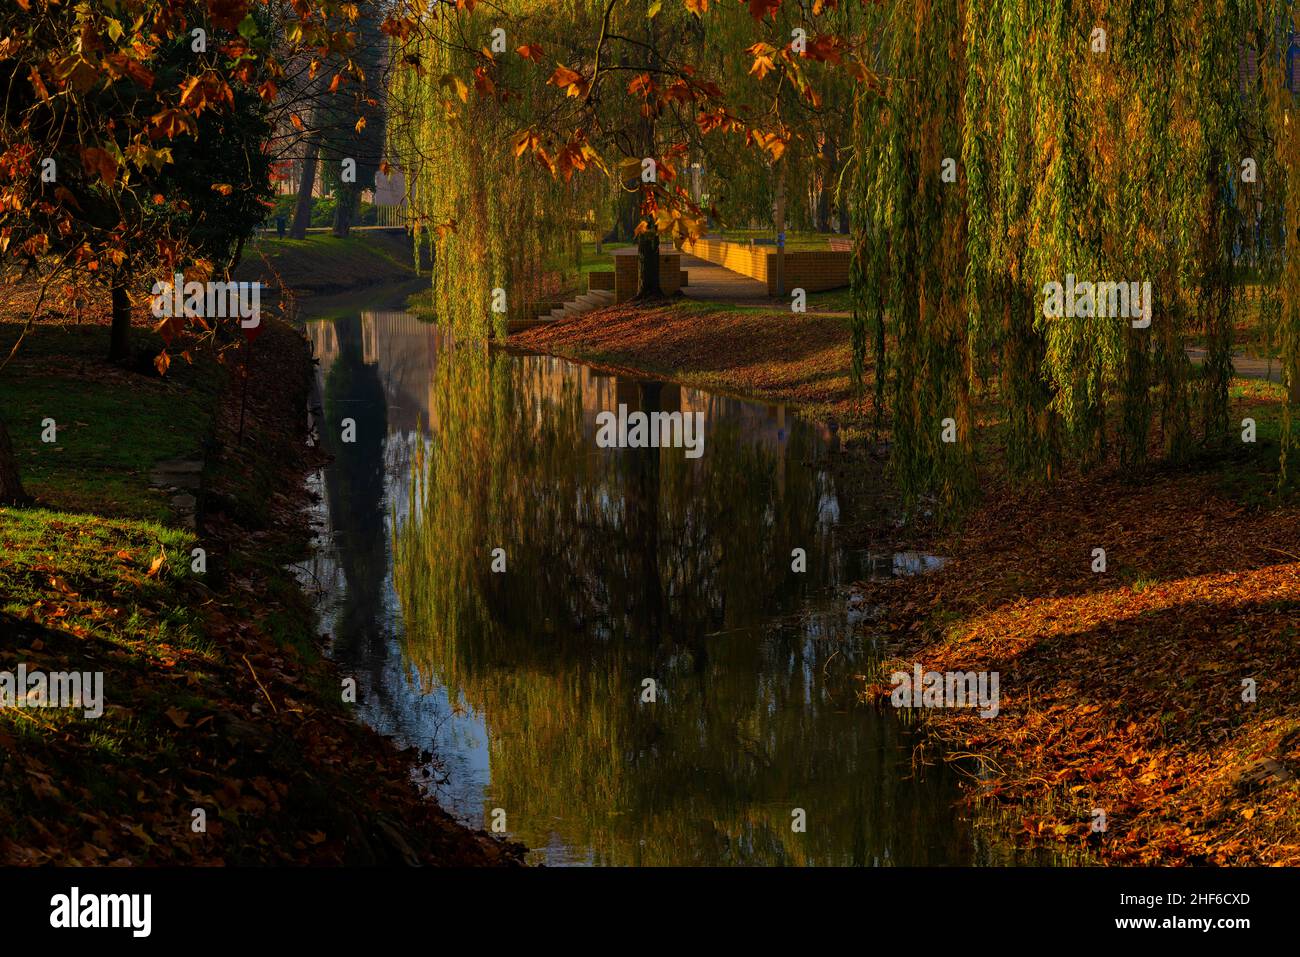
[{"xmin": 298, "ymin": 300, "xmax": 1003, "ymax": 866}]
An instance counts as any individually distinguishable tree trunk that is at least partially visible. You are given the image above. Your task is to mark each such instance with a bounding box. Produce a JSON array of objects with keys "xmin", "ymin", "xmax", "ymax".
[
  {"xmin": 635, "ymin": 11, "xmax": 664, "ymax": 296},
  {"xmin": 614, "ymin": 189, "xmax": 638, "ymax": 242},
  {"xmin": 817, "ymin": 136, "xmax": 834, "ymax": 233},
  {"xmin": 774, "ymin": 156, "xmax": 787, "ymax": 298},
  {"xmin": 332, "ymin": 184, "xmax": 356, "ymax": 238},
  {"xmin": 290, "ymin": 131, "xmax": 321, "ymax": 240},
  {"xmin": 109, "ymin": 281, "xmax": 131, "ymax": 363},
  {"xmin": 0, "ymin": 414, "xmax": 28, "ymax": 504},
  {"xmin": 636, "ymin": 227, "xmax": 662, "ymax": 299}
]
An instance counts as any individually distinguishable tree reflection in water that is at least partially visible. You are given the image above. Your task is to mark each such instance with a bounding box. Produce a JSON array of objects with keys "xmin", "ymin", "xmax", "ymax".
[{"xmin": 298, "ymin": 306, "xmax": 995, "ymax": 864}]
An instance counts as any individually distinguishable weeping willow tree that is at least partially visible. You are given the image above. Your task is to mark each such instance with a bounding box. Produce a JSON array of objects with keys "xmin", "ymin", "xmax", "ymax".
[
  {"xmin": 1263, "ymin": 12, "xmax": 1300, "ymax": 482},
  {"xmin": 688, "ymin": 2, "xmax": 859, "ymax": 232},
  {"xmin": 387, "ymin": 2, "xmax": 604, "ymax": 337},
  {"xmin": 851, "ymin": 0, "xmax": 975, "ymax": 513},
  {"xmin": 852, "ymin": 0, "xmax": 1300, "ymax": 509}
]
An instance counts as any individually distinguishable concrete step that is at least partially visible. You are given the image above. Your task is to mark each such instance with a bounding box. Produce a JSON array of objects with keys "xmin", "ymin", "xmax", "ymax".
[{"xmin": 544, "ymin": 287, "xmax": 616, "ymax": 322}]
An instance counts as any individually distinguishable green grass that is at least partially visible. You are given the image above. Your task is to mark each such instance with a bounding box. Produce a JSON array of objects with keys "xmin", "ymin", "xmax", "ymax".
[
  {"xmin": 247, "ymin": 233, "xmax": 409, "ymax": 270},
  {"xmin": 576, "ymin": 240, "xmax": 630, "ymax": 275},
  {"xmin": 0, "ymin": 502, "xmax": 221, "ymax": 851},
  {"xmin": 0, "ymin": 320, "xmax": 216, "ymax": 647},
  {"xmin": 708, "ymin": 228, "xmax": 847, "ymax": 251},
  {"xmin": 0, "ymin": 323, "xmax": 222, "ymax": 522},
  {"xmin": 0, "ymin": 319, "xmax": 308, "ymax": 858},
  {"xmin": 0, "ymin": 506, "xmax": 201, "ymax": 652},
  {"xmin": 236, "ymin": 231, "xmax": 418, "ymax": 294},
  {"xmin": 806, "ymin": 287, "xmax": 854, "ymax": 312}
]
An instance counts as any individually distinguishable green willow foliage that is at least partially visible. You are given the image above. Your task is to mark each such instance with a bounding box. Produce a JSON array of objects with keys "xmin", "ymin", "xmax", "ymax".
[
  {"xmin": 851, "ymin": 0, "xmax": 975, "ymax": 512},
  {"xmin": 386, "ymin": 2, "xmax": 862, "ymax": 334},
  {"xmin": 387, "ymin": 2, "xmax": 603, "ymax": 337},
  {"xmin": 851, "ymin": 0, "xmax": 1300, "ymax": 508}
]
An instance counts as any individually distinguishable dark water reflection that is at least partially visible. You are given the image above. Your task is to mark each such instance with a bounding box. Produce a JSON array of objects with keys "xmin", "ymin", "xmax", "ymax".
[{"xmin": 299, "ymin": 304, "xmax": 1001, "ymax": 866}]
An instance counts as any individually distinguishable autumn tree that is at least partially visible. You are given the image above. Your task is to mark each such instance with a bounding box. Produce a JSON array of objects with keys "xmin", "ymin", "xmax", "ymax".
[
  {"xmin": 851, "ymin": 0, "xmax": 1300, "ymax": 508},
  {"xmin": 0, "ymin": 0, "xmax": 366, "ymax": 503},
  {"xmin": 384, "ymin": 0, "xmax": 877, "ymax": 330}
]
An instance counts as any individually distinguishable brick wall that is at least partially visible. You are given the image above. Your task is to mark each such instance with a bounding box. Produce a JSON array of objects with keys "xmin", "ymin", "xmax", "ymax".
[
  {"xmin": 769, "ymin": 250, "xmax": 851, "ymax": 294},
  {"xmin": 683, "ymin": 238, "xmax": 772, "ymax": 283},
  {"xmin": 683, "ymin": 238, "xmax": 850, "ymax": 294}
]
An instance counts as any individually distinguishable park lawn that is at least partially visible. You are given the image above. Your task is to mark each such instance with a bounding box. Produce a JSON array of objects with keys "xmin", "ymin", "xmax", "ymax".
[
  {"xmin": 577, "ymin": 239, "xmax": 632, "ymax": 276},
  {"xmin": 0, "ymin": 323, "xmax": 220, "ymax": 522},
  {"xmin": 0, "ymin": 320, "xmax": 231, "ymax": 862},
  {"xmin": 544, "ymin": 240, "xmax": 633, "ymax": 299},
  {"xmin": 708, "ymin": 228, "xmax": 848, "ymax": 251},
  {"xmin": 236, "ymin": 230, "xmax": 417, "ymax": 295}
]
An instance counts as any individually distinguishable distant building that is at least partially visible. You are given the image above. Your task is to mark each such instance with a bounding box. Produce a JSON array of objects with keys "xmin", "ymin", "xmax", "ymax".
[{"xmin": 372, "ymin": 165, "xmax": 406, "ymax": 208}]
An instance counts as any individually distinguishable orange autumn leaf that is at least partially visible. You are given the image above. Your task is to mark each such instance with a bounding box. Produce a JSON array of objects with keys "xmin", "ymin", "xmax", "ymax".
[
  {"xmin": 79, "ymin": 146, "xmax": 117, "ymax": 186},
  {"xmin": 746, "ymin": 42, "xmax": 777, "ymax": 79},
  {"xmin": 28, "ymin": 66, "xmax": 50, "ymax": 100},
  {"xmin": 548, "ymin": 63, "xmax": 586, "ymax": 96},
  {"xmin": 628, "ymin": 73, "xmax": 655, "ymax": 97},
  {"xmin": 513, "ymin": 128, "xmax": 541, "ymax": 157}
]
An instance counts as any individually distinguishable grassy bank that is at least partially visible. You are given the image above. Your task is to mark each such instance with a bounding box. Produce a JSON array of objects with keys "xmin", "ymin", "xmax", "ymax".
[
  {"xmin": 235, "ymin": 230, "xmax": 418, "ymax": 297},
  {"xmin": 0, "ymin": 315, "xmax": 518, "ymax": 865},
  {"xmin": 509, "ymin": 299, "xmax": 1300, "ymax": 864}
]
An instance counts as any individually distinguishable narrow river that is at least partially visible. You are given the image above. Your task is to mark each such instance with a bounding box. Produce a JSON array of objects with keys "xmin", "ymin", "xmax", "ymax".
[{"xmin": 295, "ymin": 294, "xmax": 1013, "ymax": 866}]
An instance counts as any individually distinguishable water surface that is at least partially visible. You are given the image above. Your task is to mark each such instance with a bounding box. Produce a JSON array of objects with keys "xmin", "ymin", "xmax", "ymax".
[{"xmin": 298, "ymin": 300, "xmax": 999, "ymax": 866}]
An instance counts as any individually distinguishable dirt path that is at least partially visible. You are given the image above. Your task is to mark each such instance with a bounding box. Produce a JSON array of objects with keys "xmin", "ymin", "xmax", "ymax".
[{"xmin": 1186, "ymin": 346, "xmax": 1284, "ymax": 383}]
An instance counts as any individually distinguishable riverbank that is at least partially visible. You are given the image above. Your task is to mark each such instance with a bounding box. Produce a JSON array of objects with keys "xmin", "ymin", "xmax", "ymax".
[
  {"xmin": 0, "ymin": 309, "xmax": 519, "ymax": 865},
  {"xmin": 509, "ymin": 298, "xmax": 868, "ymax": 437},
  {"xmin": 235, "ymin": 231, "xmax": 419, "ymax": 298},
  {"xmin": 510, "ymin": 300, "xmax": 1300, "ymax": 865}
]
